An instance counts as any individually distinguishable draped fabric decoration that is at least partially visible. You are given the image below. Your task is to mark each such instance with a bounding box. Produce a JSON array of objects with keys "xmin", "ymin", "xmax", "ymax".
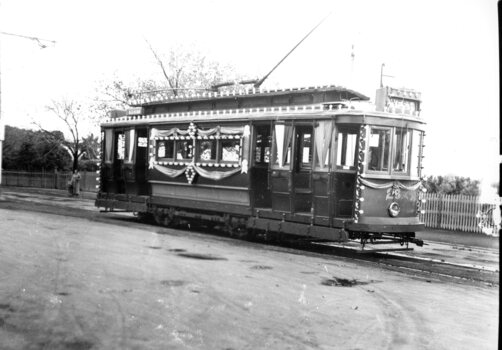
[
  {"xmin": 274, "ymin": 124, "xmax": 293, "ymax": 167},
  {"xmin": 125, "ymin": 129, "xmax": 136, "ymax": 164},
  {"xmin": 152, "ymin": 163, "xmax": 243, "ymax": 183},
  {"xmin": 105, "ymin": 129, "xmax": 114, "ymax": 164},
  {"xmin": 151, "ymin": 127, "xmax": 190, "ymax": 139},
  {"xmin": 153, "ymin": 164, "xmax": 188, "ymax": 178},
  {"xmin": 314, "ymin": 120, "xmax": 333, "ymax": 170},
  {"xmin": 197, "ymin": 126, "xmax": 245, "ymax": 137},
  {"xmin": 149, "ymin": 123, "xmax": 249, "ymax": 184},
  {"xmin": 359, "ymin": 177, "xmax": 422, "ymax": 191},
  {"xmin": 193, "ymin": 164, "xmax": 242, "ymax": 181}
]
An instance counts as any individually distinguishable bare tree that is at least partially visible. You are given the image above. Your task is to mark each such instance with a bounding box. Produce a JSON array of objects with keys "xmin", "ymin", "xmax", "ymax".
[
  {"xmin": 93, "ymin": 45, "xmax": 249, "ymax": 121},
  {"xmin": 37, "ymin": 99, "xmax": 96, "ymax": 171},
  {"xmin": 145, "ymin": 41, "xmax": 240, "ymax": 96}
]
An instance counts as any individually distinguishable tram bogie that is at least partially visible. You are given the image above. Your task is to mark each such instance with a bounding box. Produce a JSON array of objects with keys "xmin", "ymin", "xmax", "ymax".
[{"xmin": 96, "ymin": 85, "xmax": 426, "ymax": 247}]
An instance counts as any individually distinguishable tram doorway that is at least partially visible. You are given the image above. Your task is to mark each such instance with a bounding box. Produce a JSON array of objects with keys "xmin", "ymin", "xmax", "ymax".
[
  {"xmin": 122, "ymin": 128, "xmax": 148, "ymax": 196},
  {"xmin": 333, "ymin": 127, "xmax": 359, "ymax": 217},
  {"xmin": 269, "ymin": 124, "xmax": 314, "ymax": 214},
  {"xmin": 112, "ymin": 130, "xmax": 126, "ymax": 194},
  {"xmin": 252, "ymin": 124, "xmax": 272, "ymax": 208},
  {"xmin": 292, "ymin": 125, "xmax": 313, "ymax": 213},
  {"xmin": 134, "ymin": 128, "xmax": 148, "ymax": 195}
]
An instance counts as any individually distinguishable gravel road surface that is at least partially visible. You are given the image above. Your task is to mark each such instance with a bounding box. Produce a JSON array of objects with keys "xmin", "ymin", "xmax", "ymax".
[{"xmin": 0, "ymin": 202, "xmax": 498, "ymax": 349}]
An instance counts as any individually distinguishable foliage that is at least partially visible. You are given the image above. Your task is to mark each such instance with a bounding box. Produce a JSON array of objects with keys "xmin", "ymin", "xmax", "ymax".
[
  {"xmin": 2, "ymin": 125, "xmax": 71, "ymax": 171},
  {"xmin": 93, "ymin": 44, "xmax": 247, "ymax": 121},
  {"xmin": 39, "ymin": 99, "xmax": 100, "ymax": 171},
  {"xmin": 423, "ymin": 175, "xmax": 480, "ymax": 196}
]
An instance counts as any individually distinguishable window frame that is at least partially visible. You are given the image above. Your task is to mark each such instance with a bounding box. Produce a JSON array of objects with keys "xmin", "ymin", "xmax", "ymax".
[
  {"xmin": 218, "ymin": 137, "xmax": 242, "ymax": 164},
  {"xmin": 271, "ymin": 122, "xmax": 293, "ymax": 170},
  {"xmin": 365, "ymin": 126, "xmax": 422, "ymax": 177},
  {"xmin": 196, "ymin": 138, "xmax": 218, "ymax": 163},
  {"xmin": 334, "ymin": 127, "xmax": 359, "ymax": 173},
  {"xmin": 254, "ymin": 124, "xmax": 272, "ymax": 166},
  {"xmin": 296, "ymin": 125, "xmax": 314, "ymax": 171},
  {"xmin": 392, "ymin": 127, "xmax": 412, "ymax": 174},
  {"xmin": 367, "ymin": 126, "xmax": 392, "ymax": 174},
  {"xmin": 194, "ymin": 134, "xmax": 243, "ymax": 166}
]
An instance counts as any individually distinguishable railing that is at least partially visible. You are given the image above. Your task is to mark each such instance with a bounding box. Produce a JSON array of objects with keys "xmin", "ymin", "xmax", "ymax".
[
  {"xmin": 1, "ymin": 171, "xmax": 98, "ymax": 193},
  {"xmin": 421, "ymin": 193, "xmax": 500, "ymax": 236}
]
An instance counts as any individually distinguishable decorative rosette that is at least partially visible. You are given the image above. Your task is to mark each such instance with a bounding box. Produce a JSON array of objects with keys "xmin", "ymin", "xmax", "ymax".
[
  {"xmin": 188, "ymin": 122, "xmax": 197, "ymax": 138},
  {"xmin": 185, "ymin": 163, "xmax": 196, "ymax": 184}
]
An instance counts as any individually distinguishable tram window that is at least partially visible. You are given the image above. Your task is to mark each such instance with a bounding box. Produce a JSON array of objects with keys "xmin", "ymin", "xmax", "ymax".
[
  {"xmin": 176, "ymin": 140, "xmax": 193, "ymax": 161},
  {"xmin": 156, "ymin": 140, "xmax": 174, "ymax": 160},
  {"xmin": 298, "ymin": 127, "xmax": 313, "ymax": 169},
  {"xmin": 220, "ymin": 139, "xmax": 240, "ymax": 162},
  {"xmin": 104, "ymin": 129, "xmax": 113, "ymax": 163},
  {"xmin": 138, "ymin": 137, "xmax": 148, "ymax": 148},
  {"xmin": 197, "ymin": 140, "xmax": 217, "ymax": 162},
  {"xmin": 393, "ymin": 128, "xmax": 412, "ymax": 173},
  {"xmin": 368, "ymin": 128, "xmax": 391, "ymax": 171},
  {"xmin": 116, "ymin": 133, "xmax": 125, "ymax": 160},
  {"xmin": 272, "ymin": 124, "xmax": 293, "ymax": 169},
  {"xmin": 124, "ymin": 129, "xmax": 136, "ymax": 163},
  {"xmin": 255, "ymin": 126, "xmax": 271, "ymax": 164},
  {"xmin": 410, "ymin": 130, "xmax": 422, "ymax": 177},
  {"xmin": 314, "ymin": 121, "xmax": 334, "ymax": 171},
  {"xmin": 336, "ymin": 131, "xmax": 357, "ymax": 170},
  {"xmin": 157, "ymin": 142, "xmax": 166, "ymax": 158}
]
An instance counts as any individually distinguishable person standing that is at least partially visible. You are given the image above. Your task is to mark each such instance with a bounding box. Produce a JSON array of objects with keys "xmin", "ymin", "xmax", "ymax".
[{"xmin": 71, "ymin": 170, "xmax": 81, "ymax": 197}]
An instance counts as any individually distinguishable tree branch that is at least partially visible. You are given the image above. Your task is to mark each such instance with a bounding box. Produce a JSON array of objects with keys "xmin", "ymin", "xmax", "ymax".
[{"xmin": 144, "ymin": 39, "xmax": 178, "ymax": 95}]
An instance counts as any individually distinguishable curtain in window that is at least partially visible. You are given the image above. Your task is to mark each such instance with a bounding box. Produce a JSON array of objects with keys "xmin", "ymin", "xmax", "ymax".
[
  {"xmin": 125, "ymin": 129, "xmax": 136, "ymax": 164},
  {"xmin": 274, "ymin": 124, "xmax": 293, "ymax": 167},
  {"xmin": 314, "ymin": 120, "xmax": 333, "ymax": 169},
  {"xmin": 105, "ymin": 129, "xmax": 113, "ymax": 164}
]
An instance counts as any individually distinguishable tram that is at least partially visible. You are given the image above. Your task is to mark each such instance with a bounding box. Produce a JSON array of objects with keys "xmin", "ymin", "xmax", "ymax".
[{"xmin": 95, "ymin": 84, "xmax": 426, "ymax": 247}]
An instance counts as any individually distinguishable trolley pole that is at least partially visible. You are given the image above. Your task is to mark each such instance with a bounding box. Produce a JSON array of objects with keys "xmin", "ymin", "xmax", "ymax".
[{"xmin": 0, "ymin": 31, "xmax": 55, "ymax": 186}]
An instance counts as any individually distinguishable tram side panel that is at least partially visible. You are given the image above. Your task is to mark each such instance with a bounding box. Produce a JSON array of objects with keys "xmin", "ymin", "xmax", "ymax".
[{"xmin": 146, "ymin": 122, "xmax": 254, "ymax": 218}]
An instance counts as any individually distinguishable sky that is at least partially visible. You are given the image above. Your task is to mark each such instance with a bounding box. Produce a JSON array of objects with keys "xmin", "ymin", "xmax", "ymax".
[{"xmin": 0, "ymin": 0, "xmax": 499, "ymax": 193}]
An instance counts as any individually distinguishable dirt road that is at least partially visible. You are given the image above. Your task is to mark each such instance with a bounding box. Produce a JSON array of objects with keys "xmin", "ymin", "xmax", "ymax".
[{"xmin": 0, "ymin": 205, "xmax": 498, "ymax": 350}]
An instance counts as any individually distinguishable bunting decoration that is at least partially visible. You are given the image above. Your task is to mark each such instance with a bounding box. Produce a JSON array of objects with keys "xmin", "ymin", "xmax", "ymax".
[
  {"xmin": 149, "ymin": 123, "xmax": 249, "ymax": 184},
  {"xmin": 354, "ymin": 125, "xmax": 368, "ymax": 223}
]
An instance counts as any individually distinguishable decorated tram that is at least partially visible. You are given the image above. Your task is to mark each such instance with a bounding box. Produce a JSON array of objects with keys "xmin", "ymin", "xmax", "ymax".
[{"xmin": 95, "ymin": 84, "xmax": 426, "ymax": 247}]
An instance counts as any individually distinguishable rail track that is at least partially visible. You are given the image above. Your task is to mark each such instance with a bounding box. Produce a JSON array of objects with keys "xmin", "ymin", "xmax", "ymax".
[
  {"xmin": 308, "ymin": 241, "xmax": 499, "ymax": 286},
  {"xmin": 1, "ymin": 189, "xmax": 498, "ymax": 287}
]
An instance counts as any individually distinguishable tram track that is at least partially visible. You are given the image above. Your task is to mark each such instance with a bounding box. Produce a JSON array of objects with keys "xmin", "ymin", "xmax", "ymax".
[
  {"xmin": 1, "ymin": 192, "xmax": 498, "ymax": 287},
  {"xmin": 308, "ymin": 241, "xmax": 499, "ymax": 286}
]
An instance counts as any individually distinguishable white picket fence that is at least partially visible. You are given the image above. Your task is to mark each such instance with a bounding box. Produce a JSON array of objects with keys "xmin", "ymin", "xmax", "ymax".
[{"xmin": 420, "ymin": 193, "xmax": 501, "ymax": 236}]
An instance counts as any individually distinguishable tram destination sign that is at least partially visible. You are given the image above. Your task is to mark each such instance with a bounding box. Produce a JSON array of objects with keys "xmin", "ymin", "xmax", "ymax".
[{"xmin": 127, "ymin": 107, "xmax": 144, "ymax": 116}]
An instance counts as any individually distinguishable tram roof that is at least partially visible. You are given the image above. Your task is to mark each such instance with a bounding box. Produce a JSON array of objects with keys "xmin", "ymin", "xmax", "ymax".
[{"xmin": 127, "ymin": 84, "xmax": 370, "ymax": 107}]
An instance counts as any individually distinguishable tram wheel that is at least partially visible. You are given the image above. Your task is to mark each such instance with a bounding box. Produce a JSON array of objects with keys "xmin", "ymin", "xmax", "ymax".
[{"xmin": 153, "ymin": 208, "xmax": 175, "ymax": 227}]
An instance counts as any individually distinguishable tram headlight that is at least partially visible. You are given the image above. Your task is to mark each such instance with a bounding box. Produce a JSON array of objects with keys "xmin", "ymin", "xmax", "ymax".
[{"xmin": 388, "ymin": 202, "xmax": 401, "ymax": 217}]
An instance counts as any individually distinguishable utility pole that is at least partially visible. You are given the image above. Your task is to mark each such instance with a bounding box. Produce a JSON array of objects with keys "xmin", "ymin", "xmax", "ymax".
[
  {"xmin": 0, "ymin": 31, "xmax": 55, "ymax": 186},
  {"xmin": 380, "ymin": 63, "xmax": 394, "ymax": 88}
]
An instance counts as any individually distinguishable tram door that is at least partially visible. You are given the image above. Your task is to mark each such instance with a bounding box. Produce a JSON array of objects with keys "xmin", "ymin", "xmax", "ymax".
[
  {"xmin": 122, "ymin": 128, "xmax": 149, "ymax": 195},
  {"xmin": 252, "ymin": 125, "xmax": 272, "ymax": 208},
  {"xmin": 134, "ymin": 128, "xmax": 149, "ymax": 195},
  {"xmin": 112, "ymin": 130, "xmax": 126, "ymax": 194},
  {"xmin": 292, "ymin": 125, "xmax": 313, "ymax": 213},
  {"xmin": 270, "ymin": 124, "xmax": 313, "ymax": 214},
  {"xmin": 333, "ymin": 127, "xmax": 359, "ymax": 217}
]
